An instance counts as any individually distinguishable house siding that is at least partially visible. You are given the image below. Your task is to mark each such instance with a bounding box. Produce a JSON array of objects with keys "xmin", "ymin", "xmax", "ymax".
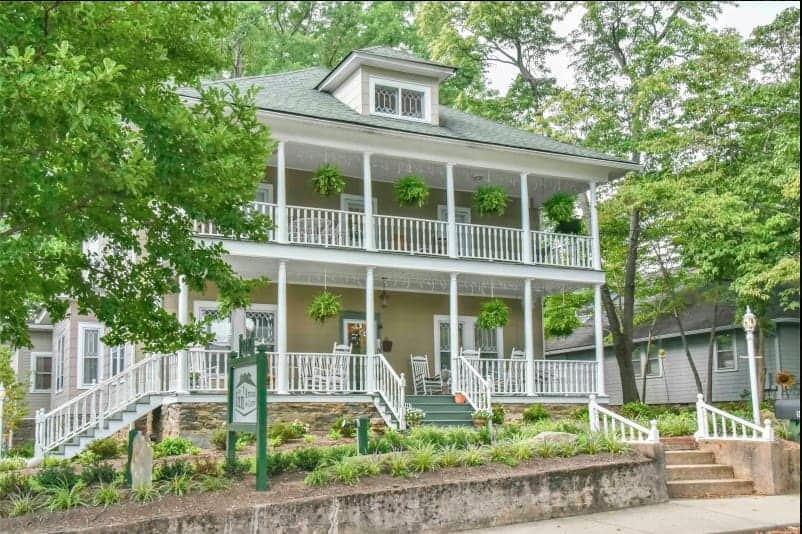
[
  {"xmin": 17, "ymin": 330, "xmax": 53, "ymax": 415},
  {"xmin": 332, "ymin": 69, "xmax": 362, "ymax": 114}
]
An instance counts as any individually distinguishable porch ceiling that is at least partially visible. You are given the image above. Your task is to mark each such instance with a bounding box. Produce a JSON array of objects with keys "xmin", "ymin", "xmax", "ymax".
[
  {"xmin": 271, "ymin": 141, "xmax": 589, "ymax": 205},
  {"xmin": 225, "ymin": 255, "xmax": 590, "ymax": 298}
]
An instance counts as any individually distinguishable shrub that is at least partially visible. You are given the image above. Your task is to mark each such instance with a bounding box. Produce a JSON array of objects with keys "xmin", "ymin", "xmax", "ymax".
[
  {"xmin": 443, "ymin": 427, "xmax": 477, "ymax": 449},
  {"xmin": 130, "ymin": 483, "xmax": 160, "ymax": 503},
  {"xmin": 302, "ymin": 434, "xmax": 316, "ymax": 444},
  {"xmin": 223, "ymin": 457, "xmax": 250, "ymax": 479},
  {"xmin": 37, "ymin": 463, "xmax": 80, "ymax": 489},
  {"xmin": 80, "ymin": 462, "xmax": 119, "ymax": 485},
  {"xmin": 292, "ymin": 447, "xmax": 325, "ymax": 471},
  {"xmin": 489, "ymin": 444, "xmax": 517, "ymax": 467},
  {"xmin": 577, "ymin": 433, "xmax": 604, "ymax": 455},
  {"xmin": 0, "ymin": 457, "xmax": 26, "ymax": 472},
  {"xmin": 657, "ymin": 413, "xmax": 696, "ymax": 437},
  {"xmin": 331, "ymin": 416, "xmax": 357, "ymax": 438},
  {"xmin": 620, "ymin": 402, "xmax": 654, "ymax": 420},
  {"xmin": 491, "ymin": 404, "xmax": 506, "ymax": 425},
  {"xmin": 352, "ymin": 456, "xmax": 381, "ymax": 477},
  {"xmin": 508, "ymin": 440, "xmax": 534, "ymax": 462},
  {"xmin": 8, "ymin": 491, "xmax": 42, "ymax": 517},
  {"xmin": 327, "ymin": 429, "xmax": 343, "ymax": 441},
  {"xmin": 193, "ymin": 457, "xmax": 221, "ymax": 477},
  {"xmin": 599, "ymin": 435, "xmax": 629, "ymax": 454},
  {"xmin": 551, "ymin": 419, "xmax": 583, "ymax": 434},
  {"xmin": 42, "ymin": 456, "xmax": 70, "ymax": 467},
  {"xmin": 266, "ymin": 452, "xmax": 293, "ymax": 476},
  {"xmin": 211, "ymin": 428, "xmax": 228, "ymax": 451},
  {"xmin": 0, "ymin": 472, "xmax": 32, "ymax": 499},
  {"xmin": 155, "ymin": 460, "xmax": 194, "ymax": 482},
  {"xmin": 200, "ymin": 475, "xmax": 231, "ymax": 492},
  {"xmin": 569, "ymin": 405, "xmax": 589, "ymax": 422},
  {"xmin": 408, "ymin": 425, "xmax": 445, "ymax": 447},
  {"xmin": 522, "ymin": 404, "xmax": 550, "ymax": 424},
  {"xmin": 153, "ymin": 437, "xmax": 195, "ymax": 458},
  {"xmin": 437, "ymin": 445, "xmax": 461, "ymax": 468},
  {"xmin": 381, "ymin": 428, "xmax": 406, "ymax": 450},
  {"xmin": 409, "ymin": 444, "xmax": 437, "ymax": 473},
  {"xmin": 92, "ymin": 483, "xmax": 121, "ymax": 507},
  {"xmin": 163, "ymin": 474, "xmax": 194, "ymax": 496},
  {"xmin": 534, "ymin": 441, "xmax": 559, "ymax": 458},
  {"xmin": 7, "ymin": 441, "xmax": 34, "ymax": 459},
  {"xmin": 394, "ymin": 174, "xmax": 430, "ymax": 207},
  {"xmin": 384, "ymin": 453, "xmax": 412, "ymax": 478},
  {"xmin": 304, "ymin": 468, "xmax": 331, "ymax": 487},
  {"xmin": 47, "ymin": 482, "xmax": 87, "ymax": 511},
  {"xmin": 459, "ymin": 446, "xmax": 485, "ymax": 467},
  {"xmin": 74, "ymin": 450, "xmax": 100, "ymax": 467},
  {"xmin": 87, "ymin": 437, "xmax": 123, "ymax": 460},
  {"xmin": 269, "ymin": 419, "xmax": 309, "ymax": 441},
  {"xmin": 331, "ymin": 458, "xmax": 360, "ymax": 485}
]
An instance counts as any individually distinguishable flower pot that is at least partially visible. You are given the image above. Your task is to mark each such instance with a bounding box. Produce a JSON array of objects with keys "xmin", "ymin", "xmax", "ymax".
[
  {"xmin": 381, "ymin": 339, "xmax": 393, "ymax": 352},
  {"xmin": 454, "ymin": 393, "xmax": 466, "ymax": 404}
]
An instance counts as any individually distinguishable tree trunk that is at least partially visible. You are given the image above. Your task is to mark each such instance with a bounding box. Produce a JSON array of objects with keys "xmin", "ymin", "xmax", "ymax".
[
  {"xmin": 706, "ymin": 299, "xmax": 718, "ymax": 402},
  {"xmin": 674, "ymin": 310, "xmax": 704, "ymax": 395}
]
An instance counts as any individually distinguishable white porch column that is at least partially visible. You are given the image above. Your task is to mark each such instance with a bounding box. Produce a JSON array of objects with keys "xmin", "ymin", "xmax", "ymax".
[
  {"xmin": 277, "ymin": 260, "xmax": 289, "ymax": 394},
  {"xmin": 276, "ymin": 141, "xmax": 288, "ymax": 243},
  {"xmin": 176, "ymin": 276, "xmax": 189, "ymax": 393},
  {"xmin": 593, "ymin": 284, "xmax": 607, "ymax": 396},
  {"xmin": 449, "ymin": 272, "xmax": 459, "ymax": 390},
  {"xmin": 363, "ymin": 152, "xmax": 375, "ymax": 251},
  {"xmin": 523, "ymin": 279, "xmax": 535, "ymax": 396},
  {"xmin": 520, "ymin": 173, "xmax": 532, "ymax": 264},
  {"xmin": 589, "ymin": 181, "xmax": 602, "ymax": 270},
  {"xmin": 231, "ymin": 308, "xmax": 246, "ymax": 352},
  {"xmin": 446, "ymin": 163, "xmax": 458, "ymax": 258},
  {"xmin": 365, "ymin": 267, "xmax": 376, "ymax": 393}
]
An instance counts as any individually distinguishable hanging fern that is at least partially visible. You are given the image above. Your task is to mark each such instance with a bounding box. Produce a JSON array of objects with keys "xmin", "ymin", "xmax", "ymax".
[
  {"xmin": 543, "ymin": 192, "xmax": 576, "ymax": 223},
  {"xmin": 311, "ymin": 164, "xmax": 346, "ymax": 196},
  {"xmin": 473, "ymin": 185, "xmax": 508, "ymax": 216},
  {"xmin": 394, "ymin": 174, "xmax": 430, "ymax": 207},
  {"xmin": 307, "ymin": 291, "xmax": 342, "ymax": 323},
  {"xmin": 477, "ymin": 299, "xmax": 510, "ymax": 329}
]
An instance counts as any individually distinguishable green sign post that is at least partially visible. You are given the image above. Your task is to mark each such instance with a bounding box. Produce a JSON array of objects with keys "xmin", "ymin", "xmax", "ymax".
[{"xmin": 227, "ymin": 336, "xmax": 268, "ymax": 491}]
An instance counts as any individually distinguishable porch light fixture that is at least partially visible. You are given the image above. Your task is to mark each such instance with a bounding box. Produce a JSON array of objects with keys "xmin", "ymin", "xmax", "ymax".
[{"xmin": 380, "ymin": 277, "xmax": 389, "ymax": 308}]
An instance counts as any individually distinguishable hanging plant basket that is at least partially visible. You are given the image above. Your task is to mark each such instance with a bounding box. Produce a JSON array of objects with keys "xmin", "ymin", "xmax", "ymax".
[
  {"xmin": 307, "ymin": 290, "xmax": 342, "ymax": 323},
  {"xmin": 311, "ymin": 164, "xmax": 346, "ymax": 196},
  {"xmin": 477, "ymin": 299, "xmax": 510, "ymax": 329},
  {"xmin": 543, "ymin": 192, "xmax": 576, "ymax": 223},
  {"xmin": 394, "ymin": 174, "xmax": 430, "ymax": 208},
  {"xmin": 555, "ymin": 218, "xmax": 584, "ymax": 235},
  {"xmin": 473, "ymin": 185, "xmax": 508, "ymax": 216}
]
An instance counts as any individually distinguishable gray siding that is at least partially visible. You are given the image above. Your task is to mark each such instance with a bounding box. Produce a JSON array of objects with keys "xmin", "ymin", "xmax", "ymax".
[{"xmin": 17, "ymin": 330, "xmax": 53, "ymax": 415}]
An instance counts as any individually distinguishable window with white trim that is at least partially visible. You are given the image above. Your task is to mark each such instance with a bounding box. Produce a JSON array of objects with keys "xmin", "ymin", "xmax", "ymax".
[
  {"xmin": 369, "ymin": 77, "xmax": 430, "ymax": 122},
  {"xmin": 54, "ymin": 334, "xmax": 65, "ymax": 392},
  {"xmin": 255, "ymin": 183, "xmax": 273, "ymax": 204},
  {"xmin": 715, "ymin": 332, "xmax": 737, "ymax": 371},
  {"xmin": 79, "ymin": 325, "xmax": 102, "ymax": 387},
  {"xmin": 633, "ymin": 343, "xmax": 662, "ymax": 378},
  {"xmin": 30, "ymin": 352, "xmax": 52, "ymax": 391},
  {"xmin": 109, "ymin": 345, "xmax": 126, "ymax": 376}
]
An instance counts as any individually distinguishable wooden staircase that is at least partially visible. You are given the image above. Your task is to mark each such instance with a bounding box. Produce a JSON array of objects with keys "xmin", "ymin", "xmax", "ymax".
[
  {"xmin": 664, "ymin": 438, "xmax": 754, "ymax": 498},
  {"xmin": 407, "ymin": 395, "xmax": 474, "ymax": 427}
]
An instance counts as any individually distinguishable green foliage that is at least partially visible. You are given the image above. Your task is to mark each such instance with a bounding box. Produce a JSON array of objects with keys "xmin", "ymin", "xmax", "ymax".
[
  {"xmin": 266, "ymin": 452, "xmax": 293, "ymax": 476},
  {"xmin": 80, "ymin": 462, "xmax": 119, "ymax": 485},
  {"xmin": 405, "ymin": 407, "xmax": 426, "ymax": 427},
  {"xmin": 570, "ymin": 406, "xmax": 590, "ymax": 422},
  {"xmin": 577, "ymin": 433, "xmax": 605, "ymax": 455},
  {"xmin": 543, "ymin": 193, "xmax": 576, "ymax": 223},
  {"xmin": 155, "ymin": 459, "xmax": 194, "ymax": 482},
  {"xmin": 130, "ymin": 483, "xmax": 160, "ymax": 503},
  {"xmin": 331, "ymin": 458, "xmax": 361, "ymax": 485},
  {"xmin": 522, "ymin": 404, "xmax": 550, "ymax": 424},
  {"xmin": 621, "ymin": 402, "xmax": 655, "ymax": 420},
  {"xmin": 304, "ymin": 468, "xmax": 331, "ymax": 487},
  {"xmin": 7, "ymin": 491, "xmax": 42, "ymax": 517},
  {"xmin": 92, "ymin": 483, "xmax": 121, "ymax": 507},
  {"xmin": 489, "ymin": 443, "xmax": 517, "ymax": 467},
  {"xmin": 543, "ymin": 291, "xmax": 590, "ymax": 339},
  {"xmin": 192, "ymin": 458, "xmax": 221, "ymax": 477},
  {"xmin": 291, "ymin": 447, "xmax": 325, "ymax": 472},
  {"xmin": 384, "ymin": 453, "xmax": 413, "ymax": 478},
  {"xmin": 394, "ymin": 175, "xmax": 430, "ymax": 207},
  {"xmin": 437, "ymin": 445, "xmax": 462, "ymax": 468},
  {"xmin": 236, "ymin": 432, "xmax": 256, "ymax": 451},
  {"xmin": 471, "ymin": 410, "xmax": 492, "ymax": 422},
  {"xmin": 269, "ymin": 419, "xmax": 309, "ymax": 441},
  {"xmin": 86, "ymin": 437, "xmax": 124, "ymax": 460},
  {"xmin": 200, "ymin": 475, "xmax": 231, "ymax": 492},
  {"xmin": 153, "ymin": 437, "xmax": 195, "ymax": 459},
  {"xmin": 162, "ymin": 474, "xmax": 195, "ymax": 496},
  {"xmin": 0, "ymin": 471, "xmax": 32, "ymax": 499},
  {"xmin": 223, "ymin": 456, "xmax": 250, "ymax": 479},
  {"xmin": 0, "ymin": 457, "xmax": 25, "ymax": 472},
  {"xmin": 327, "ymin": 429, "xmax": 343, "ymax": 441},
  {"xmin": 491, "ymin": 404, "xmax": 506, "ymax": 425},
  {"xmin": 657, "ymin": 413, "xmax": 697, "ymax": 437},
  {"xmin": 409, "ymin": 444, "xmax": 437, "ymax": 473},
  {"xmin": 472, "ymin": 185, "xmax": 508, "ymax": 216},
  {"xmin": 459, "ymin": 446, "xmax": 486, "ymax": 467},
  {"xmin": 307, "ymin": 291, "xmax": 342, "ymax": 324},
  {"xmin": 477, "ymin": 299, "xmax": 510, "ymax": 329},
  {"xmin": 331, "ymin": 416, "xmax": 357, "ymax": 438},
  {"xmin": 7, "ymin": 441, "xmax": 34, "ymax": 459},
  {"xmin": 0, "ymin": 347, "xmax": 26, "ymax": 434},
  {"xmin": 311, "ymin": 164, "xmax": 346, "ymax": 196},
  {"xmin": 0, "ymin": 2, "xmax": 273, "ymax": 350},
  {"xmin": 37, "ymin": 463, "xmax": 79, "ymax": 489},
  {"xmin": 211, "ymin": 428, "xmax": 228, "ymax": 451},
  {"xmin": 47, "ymin": 481, "xmax": 87, "ymax": 511}
]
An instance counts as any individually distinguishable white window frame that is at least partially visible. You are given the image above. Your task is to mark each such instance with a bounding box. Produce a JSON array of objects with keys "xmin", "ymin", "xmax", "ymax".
[
  {"xmin": 432, "ymin": 315, "xmax": 503, "ymax": 373},
  {"xmin": 255, "ymin": 183, "xmax": 274, "ymax": 204},
  {"xmin": 340, "ymin": 193, "xmax": 377, "ymax": 213},
  {"xmin": 369, "ymin": 76, "xmax": 431, "ymax": 123},
  {"xmin": 714, "ymin": 331, "xmax": 738, "ymax": 373},
  {"xmin": 109, "ymin": 344, "xmax": 128, "ymax": 377},
  {"xmin": 78, "ymin": 323, "xmax": 104, "ymax": 389},
  {"xmin": 632, "ymin": 343, "xmax": 663, "ymax": 379},
  {"xmin": 437, "ymin": 205, "xmax": 471, "ymax": 224},
  {"xmin": 54, "ymin": 334, "xmax": 66, "ymax": 392},
  {"xmin": 29, "ymin": 351, "xmax": 53, "ymax": 392},
  {"xmin": 194, "ymin": 301, "xmax": 277, "ymax": 349}
]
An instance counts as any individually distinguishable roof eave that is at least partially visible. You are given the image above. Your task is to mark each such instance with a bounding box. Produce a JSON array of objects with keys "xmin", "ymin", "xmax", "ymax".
[{"xmin": 316, "ymin": 52, "xmax": 455, "ymax": 93}]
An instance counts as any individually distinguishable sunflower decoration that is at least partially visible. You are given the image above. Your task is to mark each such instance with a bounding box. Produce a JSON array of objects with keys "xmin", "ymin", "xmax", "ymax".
[{"xmin": 775, "ymin": 370, "xmax": 796, "ymax": 397}]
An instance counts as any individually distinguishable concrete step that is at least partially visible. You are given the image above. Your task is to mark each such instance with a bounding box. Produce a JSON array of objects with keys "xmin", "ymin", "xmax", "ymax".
[
  {"xmin": 667, "ymin": 479, "xmax": 754, "ymax": 499},
  {"xmin": 407, "ymin": 395, "xmax": 462, "ymax": 406},
  {"xmin": 665, "ymin": 450, "xmax": 716, "ymax": 465},
  {"xmin": 661, "ymin": 437, "xmax": 698, "ymax": 451},
  {"xmin": 667, "ymin": 464, "xmax": 735, "ymax": 481}
]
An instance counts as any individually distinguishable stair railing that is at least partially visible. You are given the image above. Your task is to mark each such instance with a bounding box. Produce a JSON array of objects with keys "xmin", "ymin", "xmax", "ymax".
[
  {"xmin": 33, "ymin": 353, "xmax": 172, "ymax": 459},
  {"xmin": 453, "ymin": 355, "xmax": 492, "ymax": 413},
  {"xmin": 589, "ymin": 394, "xmax": 659, "ymax": 443},
  {"xmin": 695, "ymin": 394, "xmax": 773, "ymax": 441},
  {"xmin": 374, "ymin": 354, "xmax": 406, "ymax": 430}
]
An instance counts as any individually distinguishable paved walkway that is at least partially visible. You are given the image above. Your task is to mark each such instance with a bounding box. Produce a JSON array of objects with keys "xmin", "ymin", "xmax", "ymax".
[{"xmin": 461, "ymin": 495, "xmax": 800, "ymax": 533}]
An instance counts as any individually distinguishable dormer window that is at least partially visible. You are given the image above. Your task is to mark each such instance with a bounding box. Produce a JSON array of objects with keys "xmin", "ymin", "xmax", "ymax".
[{"xmin": 369, "ymin": 77, "xmax": 430, "ymax": 122}]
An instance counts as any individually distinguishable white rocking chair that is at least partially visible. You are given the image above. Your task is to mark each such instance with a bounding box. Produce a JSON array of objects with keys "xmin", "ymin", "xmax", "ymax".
[{"xmin": 410, "ymin": 355, "xmax": 443, "ymax": 395}]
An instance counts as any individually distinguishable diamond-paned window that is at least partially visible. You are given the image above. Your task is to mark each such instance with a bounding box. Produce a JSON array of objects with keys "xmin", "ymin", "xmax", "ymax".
[
  {"xmin": 246, "ymin": 310, "xmax": 275, "ymax": 349},
  {"xmin": 374, "ymin": 85, "xmax": 398, "ymax": 114},
  {"xmin": 371, "ymin": 78, "xmax": 429, "ymax": 122},
  {"xmin": 401, "ymin": 88, "xmax": 424, "ymax": 119}
]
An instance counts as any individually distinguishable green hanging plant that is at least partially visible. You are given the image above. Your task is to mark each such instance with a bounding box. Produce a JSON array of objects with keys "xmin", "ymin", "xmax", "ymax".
[
  {"xmin": 555, "ymin": 218, "xmax": 585, "ymax": 235},
  {"xmin": 477, "ymin": 299, "xmax": 510, "ymax": 329},
  {"xmin": 394, "ymin": 174, "xmax": 430, "ymax": 208},
  {"xmin": 307, "ymin": 291, "xmax": 342, "ymax": 323},
  {"xmin": 311, "ymin": 164, "xmax": 346, "ymax": 196},
  {"xmin": 543, "ymin": 192, "xmax": 576, "ymax": 223},
  {"xmin": 473, "ymin": 185, "xmax": 508, "ymax": 216}
]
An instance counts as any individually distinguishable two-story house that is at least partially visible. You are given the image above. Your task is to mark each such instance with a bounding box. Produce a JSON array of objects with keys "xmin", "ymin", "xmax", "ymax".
[{"xmin": 18, "ymin": 47, "xmax": 640, "ymax": 461}]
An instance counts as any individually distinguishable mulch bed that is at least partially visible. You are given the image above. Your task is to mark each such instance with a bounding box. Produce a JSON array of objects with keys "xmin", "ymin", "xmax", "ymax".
[{"xmin": 1, "ymin": 451, "xmax": 643, "ymax": 533}]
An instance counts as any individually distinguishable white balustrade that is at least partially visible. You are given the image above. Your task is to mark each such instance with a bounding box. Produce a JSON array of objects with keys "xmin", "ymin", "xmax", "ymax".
[
  {"xmin": 533, "ymin": 360, "xmax": 598, "ymax": 395},
  {"xmin": 375, "ymin": 214, "xmax": 448, "ymax": 256},
  {"xmin": 457, "ymin": 223, "xmax": 522, "ymax": 262},
  {"xmin": 589, "ymin": 394, "xmax": 660, "ymax": 443},
  {"xmin": 187, "ymin": 349, "xmax": 229, "ymax": 391},
  {"xmin": 465, "ymin": 358, "xmax": 527, "ymax": 395},
  {"xmin": 695, "ymin": 394, "xmax": 774, "ymax": 441},
  {"xmin": 453, "ymin": 355, "xmax": 492, "ymax": 412},
  {"xmin": 285, "ymin": 352, "xmax": 367, "ymax": 393},
  {"xmin": 375, "ymin": 354, "xmax": 406, "ymax": 430},
  {"xmin": 286, "ymin": 205, "xmax": 365, "ymax": 249},
  {"xmin": 532, "ymin": 230, "xmax": 594, "ymax": 269},
  {"xmin": 194, "ymin": 202, "xmax": 277, "ymax": 241}
]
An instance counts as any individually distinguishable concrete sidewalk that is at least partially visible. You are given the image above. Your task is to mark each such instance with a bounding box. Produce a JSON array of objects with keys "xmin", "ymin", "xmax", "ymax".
[{"xmin": 461, "ymin": 495, "xmax": 801, "ymax": 533}]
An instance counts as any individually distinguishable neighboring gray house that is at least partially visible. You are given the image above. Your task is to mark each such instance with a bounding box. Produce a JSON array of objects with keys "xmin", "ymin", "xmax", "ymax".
[{"xmin": 546, "ymin": 301, "xmax": 800, "ymax": 405}]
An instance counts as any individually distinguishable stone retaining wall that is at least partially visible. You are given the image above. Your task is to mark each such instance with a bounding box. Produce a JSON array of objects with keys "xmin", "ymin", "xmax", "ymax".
[
  {"xmin": 697, "ymin": 438, "xmax": 800, "ymax": 495},
  {"xmin": 72, "ymin": 455, "xmax": 667, "ymax": 534}
]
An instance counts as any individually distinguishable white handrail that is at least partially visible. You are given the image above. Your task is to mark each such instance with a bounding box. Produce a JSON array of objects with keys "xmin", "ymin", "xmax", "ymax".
[
  {"xmin": 188, "ymin": 348, "xmax": 229, "ymax": 391},
  {"xmin": 532, "ymin": 230, "xmax": 594, "ymax": 269},
  {"xmin": 194, "ymin": 202, "xmax": 277, "ymax": 240},
  {"xmin": 457, "ymin": 222, "xmax": 522, "ymax": 262},
  {"xmin": 589, "ymin": 394, "xmax": 659, "ymax": 443},
  {"xmin": 375, "ymin": 214, "xmax": 448, "ymax": 257},
  {"xmin": 375, "ymin": 354, "xmax": 406, "ymax": 430},
  {"xmin": 286, "ymin": 352, "xmax": 368, "ymax": 393},
  {"xmin": 533, "ymin": 360, "xmax": 598, "ymax": 395},
  {"xmin": 695, "ymin": 394, "xmax": 774, "ymax": 441},
  {"xmin": 286, "ymin": 205, "xmax": 365, "ymax": 249},
  {"xmin": 465, "ymin": 358, "xmax": 527, "ymax": 395},
  {"xmin": 453, "ymin": 355, "xmax": 492, "ymax": 412}
]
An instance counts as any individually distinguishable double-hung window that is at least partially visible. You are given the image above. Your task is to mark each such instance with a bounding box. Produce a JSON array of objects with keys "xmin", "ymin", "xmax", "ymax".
[
  {"xmin": 715, "ymin": 332, "xmax": 737, "ymax": 371},
  {"xmin": 30, "ymin": 352, "xmax": 52, "ymax": 392},
  {"xmin": 79, "ymin": 324, "xmax": 103, "ymax": 387},
  {"xmin": 633, "ymin": 343, "xmax": 662, "ymax": 378},
  {"xmin": 110, "ymin": 345, "xmax": 126, "ymax": 376},
  {"xmin": 370, "ymin": 78, "xmax": 430, "ymax": 122}
]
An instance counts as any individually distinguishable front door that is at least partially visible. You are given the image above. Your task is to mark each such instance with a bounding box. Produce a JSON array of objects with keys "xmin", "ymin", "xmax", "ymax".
[
  {"xmin": 434, "ymin": 315, "xmax": 502, "ymax": 371},
  {"xmin": 342, "ymin": 318, "xmax": 367, "ymax": 354}
]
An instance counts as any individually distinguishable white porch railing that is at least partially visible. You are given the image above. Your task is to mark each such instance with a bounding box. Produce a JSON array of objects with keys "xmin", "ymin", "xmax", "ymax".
[
  {"xmin": 375, "ymin": 214, "xmax": 448, "ymax": 256},
  {"xmin": 457, "ymin": 222, "xmax": 522, "ymax": 262},
  {"xmin": 532, "ymin": 230, "xmax": 594, "ymax": 269},
  {"xmin": 533, "ymin": 360, "xmax": 598, "ymax": 395},
  {"xmin": 453, "ymin": 355, "xmax": 492, "ymax": 412},
  {"xmin": 286, "ymin": 352, "xmax": 368, "ymax": 393},
  {"xmin": 589, "ymin": 394, "xmax": 660, "ymax": 443},
  {"xmin": 465, "ymin": 358, "xmax": 527, "ymax": 395},
  {"xmin": 375, "ymin": 354, "xmax": 406, "ymax": 430},
  {"xmin": 695, "ymin": 394, "xmax": 774, "ymax": 441},
  {"xmin": 188, "ymin": 348, "xmax": 229, "ymax": 391},
  {"xmin": 193, "ymin": 201, "xmax": 277, "ymax": 240},
  {"xmin": 286, "ymin": 205, "xmax": 365, "ymax": 249},
  {"xmin": 34, "ymin": 354, "xmax": 170, "ymax": 457}
]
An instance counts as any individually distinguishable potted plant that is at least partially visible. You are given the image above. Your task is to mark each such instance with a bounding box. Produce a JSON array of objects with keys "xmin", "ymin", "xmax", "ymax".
[
  {"xmin": 307, "ymin": 290, "xmax": 342, "ymax": 323},
  {"xmin": 381, "ymin": 337, "xmax": 393, "ymax": 353},
  {"xmin": 473, "ymin": 184, "xmax": 508, "ymax": 216},
  {"xmin": 311, "ymin": 164, "xmax": 346, "ymax": 196},
  {"xmin": 472, "ymin": 410, "xmax": 492, "ymax": 428},
  {"xmin": 394, "ymin": 174, "xmax": 430, "ymax": 207},
  {"xmin": 477, "ymin": 299, "xmax": 510, "ymax": 329},
  {"xmin": 543, "ymin": 192, "xmax": 584, "ymax": 234},
  {"xmin": 405, "ymin": 407, "xmax": 426, "ymax": 428},
  {"xmin": 453, "ymin": 392, "xmax": 466, "ymax": 404}
]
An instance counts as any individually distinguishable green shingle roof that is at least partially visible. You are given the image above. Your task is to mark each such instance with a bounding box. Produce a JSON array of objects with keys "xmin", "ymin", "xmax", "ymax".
[
  {"xmin": 353, "ymin": 46, "xmax": 456, "ymax": 70},
  {"xmin": 180, "ymin": 66, "xmax": 634, "ymax": 166}
]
